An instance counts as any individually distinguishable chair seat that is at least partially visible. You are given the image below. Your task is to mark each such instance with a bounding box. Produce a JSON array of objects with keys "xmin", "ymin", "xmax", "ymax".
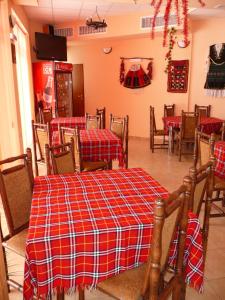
[
  {"xmin": 82, "ymin": 160, "xmax": 108, "ymax": 172},
  {"xmin": 214, "ymin": 176, "xmax": 225, "ymax": 190},
  {"xmin": 3, "ymin": 228, "xmax": 28, "ymax": 257},
  {"xmin": 97, "ymin": 263, "xmax": 146, "ymax": 300}
]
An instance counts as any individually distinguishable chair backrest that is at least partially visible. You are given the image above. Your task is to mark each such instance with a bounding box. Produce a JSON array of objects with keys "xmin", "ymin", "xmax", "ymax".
[
  {"xmin": 45, "ymin": 140, "xmax": 76, "ymax": 175},
  {"xmin": 142, "ymin": 178, "xmax": 191, "ymax": 298},
  {"xmin": 193, "ymin": 130, "xmax": 215, "ymax": 167},
  {"xmin": 194, "ymin": 105, "xmax": 211, "ymax": 118},
  {"xmin": 60, "ymin": 126, "xmax": 82, "ymax": 172},
  {"xmin": 32, "ymin": 120, "xmax": 51, "ymax": 176},
  {"xmin": 189, "ymin": 162, "xmax": 212, "ymax": 263},
  {"xmin": 189, "ymin": 162, "xmax": 212, "ymax": 215},
  {"xmin": 0, "ymin": 149, "xmax": 34, "ymax": 237},
  {"xmin": 110, "ymin": 113, "xmax": 127, "ymax": 140},
  {"xmin": 96, "ymin": 107, "xmax": 106, "ymax": 129},
  {"xmin": 150, "ymin": 106, "xmax": 156, "ymax": 133},
  {"xmin": 164, "ymin": 104, "xmax": 175, "ymax": 117},
  {"xmin": 180, "ymin": 111, "xmax": 199, "ymax": 139},
  {"xmin": 85, "ymin": 113, "xmax": 101, "ymax": 130},
  {"xmin": 38, "ymin": 107, "xmax": 52, "ymax": 124},
  {"xmin": 123, "ymin": 115, "xmax": 129, "ymax": 168},
  {"xmin": 221, "ymin": 121, "xmax": 225, "ymax": 141},
  {"xmin": 57, "ymin": 105, "xmax": 67, "ymax": 117}
]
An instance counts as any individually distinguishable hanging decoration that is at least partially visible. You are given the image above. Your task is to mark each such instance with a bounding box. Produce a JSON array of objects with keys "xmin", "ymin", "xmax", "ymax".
[
  {"xmin": 164, "ymin": 27, "xmax": 177, "ymax": 73},
  {"xmin": 120, "ymin": 57, "xmax": 153, "ymax": 89},
  {"xmin": 150, "ymin": 0, "xmax": 205, "ymax": 46},
  {"xmin": 167, "ymin": 59, "xmax": 189, "ymax": 93},
  {"xmin": 120, "ymin": 59, "xmax": 125, "ymax": 84}
]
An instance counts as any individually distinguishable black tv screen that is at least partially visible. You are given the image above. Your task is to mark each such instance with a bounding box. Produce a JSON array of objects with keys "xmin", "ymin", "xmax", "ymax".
[{"xmin": 35, "ymin": 32, "xmax": 67, "ymax": 61}]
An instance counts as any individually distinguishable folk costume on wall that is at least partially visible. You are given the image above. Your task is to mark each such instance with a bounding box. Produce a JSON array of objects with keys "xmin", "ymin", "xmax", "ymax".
[
  {"xmin": 120, "ymin": 58, "xmax": 153, "ymax": 89},
  {"xmin": 204, "ymin": 43, "xmax": 225, "ymax": 97}
]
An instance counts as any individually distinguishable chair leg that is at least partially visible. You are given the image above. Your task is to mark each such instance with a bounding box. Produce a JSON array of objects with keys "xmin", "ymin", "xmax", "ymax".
[
  {"xmin": 79, "ymin": 289, "xmax": 85, "ymax": 300},
  {"xmin": 57, "ymin": 291, "xmax": 64, "ymax": 300},
  {"xmin": 2, "ymin": 245, "xmax": 10, "ymax": 293}
]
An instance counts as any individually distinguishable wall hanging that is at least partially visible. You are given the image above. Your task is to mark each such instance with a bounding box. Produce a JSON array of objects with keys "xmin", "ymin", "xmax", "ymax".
[
  {"xmin": 204, "ymin": 43, "xmax": 225, "ymax": 97},
  {"xmin": 120, "ymin": 57, "xmax": 153, "ymax": 89},
  {"xmin": 167, "ymin": 60, "xmax": 189, "ymax": 93}
]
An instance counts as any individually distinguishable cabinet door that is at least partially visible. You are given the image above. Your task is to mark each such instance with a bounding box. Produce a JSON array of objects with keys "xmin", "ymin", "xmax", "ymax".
[{"xmin": 72, "ymin": 64, "xmax": 85, "ymax": 116}]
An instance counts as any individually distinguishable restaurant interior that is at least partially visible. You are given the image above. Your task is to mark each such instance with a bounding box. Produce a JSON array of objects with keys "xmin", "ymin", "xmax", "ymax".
[{"xmin": 0, "ymin": 0, "xmax": 225, "ymax": 300}]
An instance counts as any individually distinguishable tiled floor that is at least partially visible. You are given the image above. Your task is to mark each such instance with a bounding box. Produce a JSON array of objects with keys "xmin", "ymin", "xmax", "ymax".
[{"xmin": 2, "ymin": 137, "xmax": 225, "ymax": 300}]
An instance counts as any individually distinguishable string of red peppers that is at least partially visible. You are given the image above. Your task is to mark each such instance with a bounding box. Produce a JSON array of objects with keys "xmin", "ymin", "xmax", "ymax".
[
  {"xmin": 164, "ymin": 27, "xmax": 176, "ymax": 73},
  {"xmin": 150, "ymin": 0, "xmax": 205, "ymax": 47}
]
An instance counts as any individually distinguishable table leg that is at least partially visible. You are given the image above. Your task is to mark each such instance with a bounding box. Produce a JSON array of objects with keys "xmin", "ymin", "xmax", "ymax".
[
  {"xmin": 79, "ymin": 289, "xmax": 85, "ymax": 300},
  {"xmin": 168, "ymin": 126, "xmax": 173, "ymax": 154}
]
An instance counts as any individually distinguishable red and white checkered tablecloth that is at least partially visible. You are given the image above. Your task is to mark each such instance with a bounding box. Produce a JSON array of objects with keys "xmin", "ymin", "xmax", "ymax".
[
  {"xmin": 51, "ymin": 117, "xmax": 86, "ymax": 145},
  {"xmin": 80, "ymin": 129, "xmax": 123, "ymax": 164},
  {"xmin": 23, "ymin": 168, "xmax": 204, "ymax": 299},
  {"xmin": 51, "ymin": 117, "xmax": 86, "ymax": 132},
  {"xmin": 163, "ymin": 116, "xmax": 223, "ymax": 134},
  {"xmin": 214, "ymin": 141, "xmax": 225, "ymax": 179}
]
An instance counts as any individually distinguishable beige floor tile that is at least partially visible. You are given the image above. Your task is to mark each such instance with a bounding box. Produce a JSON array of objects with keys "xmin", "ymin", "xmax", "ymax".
[
  {"xmin": 205, "ymin": 248, "xmax": 225, "ymax": 280},
  {"xmin": 208, "ymin": 277, "xmax": 225, "ymax": 300},
  {"xmin": 185, "ymin": 280, "xmax": 221, "ymax": 300}
]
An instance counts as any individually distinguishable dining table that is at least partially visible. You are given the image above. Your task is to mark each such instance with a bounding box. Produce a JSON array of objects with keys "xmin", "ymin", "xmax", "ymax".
[
  {"xmin": 163, "ymin": 116, "xmax": 224, "ymax": 153},
  {"xmin": 214, "ymin": 141, "xmax": 225, "ymax": 179},
  {"xmin": 163, "ymin": 116, "xmax": 223, "ymax": 135},
  {"xmin": 50, "ymin": 117, "xmax": 86, "ymax": 144},
  {"xmin": 51, "ymin": 116, "xmax": 86, "ymax": 132},
  {"xmin": 23, "ymin": 168, "xmax": 204, "ymax": 300}
]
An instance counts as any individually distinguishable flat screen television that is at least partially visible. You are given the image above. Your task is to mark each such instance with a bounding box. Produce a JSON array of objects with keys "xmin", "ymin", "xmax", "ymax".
[{"xmin": 35, "ymin": 32, "xmax": 67, "ymax": 61}]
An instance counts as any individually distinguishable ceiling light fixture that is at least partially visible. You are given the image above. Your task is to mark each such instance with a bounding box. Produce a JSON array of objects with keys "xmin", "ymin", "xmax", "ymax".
[
  {"xmin": 86, "ymin": 6, "xmax": 107, "ymax": 29},
  {"xmin": 150, "ymin": 0, "xmax": 205, "ymax": 47}
]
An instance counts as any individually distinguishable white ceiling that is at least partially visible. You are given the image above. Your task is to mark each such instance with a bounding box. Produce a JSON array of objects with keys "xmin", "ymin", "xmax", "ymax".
[{"xmin": 20, "ymin": 0, "xmax": 225, "ymax": 24}]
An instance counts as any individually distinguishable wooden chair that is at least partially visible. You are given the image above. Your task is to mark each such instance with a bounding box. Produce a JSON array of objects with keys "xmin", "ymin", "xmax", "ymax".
[
  {"xmin": 97, "ymin": 178, "xmax": 191, "ymax": 300},
  {"xmin": 194, "ymin": 105, "xmax": 211, "ymax": 117},
  {"xmin": 188, "ymin": 162, "xmax": 213, "ymax": 263},
  {"xmin": 193, "ymin": 131, "xmax": 225, "ymax": 218},
  {"xmin": 85, "ymin": 113, "xmax": 101, "ymax": 130},
  {"xmin": 32, "ymin": 120, "xmax": 51, "ymax": 176},
  {"xmin": 45, "ymin": 140, "xmax": 76, "ymax": 175},
  {"xmin": 38, "ymin": 107, "xmax": 53, "ymax": 124},
  {"xmin": 193, "ymin": 129, "xmax": 215, "ymax": 168},
  {"xmin": 150, "ymin": 106, "xmax": 168, "ymax": 153},
  {"xmin": 0, "ymin": 149, "xmax": 34, "ymax": 292},
  {"xmin": 218, "ymin": 120, "xmax": 225, "ymax": 141},
  {"xmin": 56, "ymin": 105, "xmax": 67, "ymax": 117},
  {"xmin": 0, "ymin": 222, "xmax": 9, "ymax": 300},
  {"xmin": 177, "ymin": 111, "xmax": 199, "ymax": 161},
  {"xmin": 96, "ymin": 107, "xmax": 106, "ymax": 129},
  {"xmin": 164, "ymin": 104, "xmax": 175, "ymax": 117},
  {"xmin": 60, "ymin": 126, "xmax": 108, "ymax": 172},
  {"xmin": 110, "ymin": 114, "xmax": 129, "ymax": 168}
]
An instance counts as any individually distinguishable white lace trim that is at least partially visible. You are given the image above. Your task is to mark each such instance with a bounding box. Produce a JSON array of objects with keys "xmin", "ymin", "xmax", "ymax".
[{"xmin": 205, "ymin": 89, "xmax": 225, "ymax": 97}]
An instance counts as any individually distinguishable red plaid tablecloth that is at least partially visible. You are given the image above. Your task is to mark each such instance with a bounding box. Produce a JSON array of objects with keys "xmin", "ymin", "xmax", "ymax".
[
  {"xmin": 51, "ymin": 117, "xmax": 86, "ymax": 132},
  {"xmin": 214, "ymin": 141, "xmax": 225, "ymax": 179},
  {"xmin": 163, "ymin": 116, "xmax": 223, "ymax": 134},
  {"xmin": 51, "ymin": 117, "xmax": 86, "ymax": 145},
  {"xmin": 23, "ymin": 168, "xmax": 204, "ymax": 299},
  {"xmin": 80, "ymin": 129, "xmax": 123, "ymax": 164}
]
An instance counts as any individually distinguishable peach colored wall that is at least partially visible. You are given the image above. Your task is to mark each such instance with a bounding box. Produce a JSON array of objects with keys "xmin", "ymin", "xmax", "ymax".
[
  {"xmin": 68, "ymin": 34, "xmax": 191, "ymax": 138},
  {"xmin": 189, "ymin": 18, "xmax": 225, "ymax": 119}
]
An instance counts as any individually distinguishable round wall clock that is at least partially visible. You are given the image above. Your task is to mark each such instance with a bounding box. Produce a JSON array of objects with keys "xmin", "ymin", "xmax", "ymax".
[
  {"xmin": 103, "ymin": 47, "xmax": 112, "ymax": 54},
  {"xmin": 177, "ymin": 40, "xmax": 190, "ymax": 48}
]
